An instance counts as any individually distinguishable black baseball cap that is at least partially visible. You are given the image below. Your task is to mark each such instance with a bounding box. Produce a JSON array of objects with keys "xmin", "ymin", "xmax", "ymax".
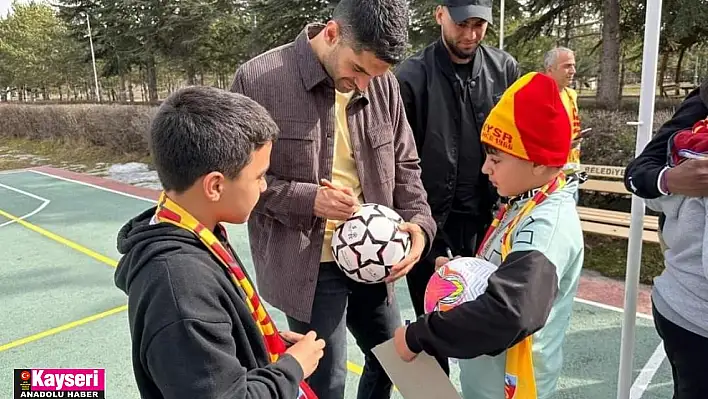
[{"xmin": 439, "ymin": 0, "xmax": 493, "ymax": 24}]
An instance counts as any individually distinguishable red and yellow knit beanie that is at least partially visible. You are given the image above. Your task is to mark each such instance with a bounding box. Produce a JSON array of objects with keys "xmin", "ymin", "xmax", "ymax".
[{"xmin": 481, "ymin": 72, "xmax": 572, "ymax": 167}]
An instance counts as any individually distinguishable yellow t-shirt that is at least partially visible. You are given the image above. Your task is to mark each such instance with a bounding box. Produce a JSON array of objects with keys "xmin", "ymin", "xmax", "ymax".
[
  {"xmin": 561, "ymin": 88, "xmax": 581, "ymax": 173},
  {"xmin": 321, "ymin": 90, "xmax": 364, "ymax": 262}
]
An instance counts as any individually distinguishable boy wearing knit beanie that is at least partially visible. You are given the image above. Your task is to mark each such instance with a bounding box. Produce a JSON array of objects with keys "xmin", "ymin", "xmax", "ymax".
[
  {"xmin": 645, "ymin": 118, "xmax": 708, "ymax": 398},
  {"xmin": 393, "ymin": 72, "xmax": 585, "ymax": 399}
]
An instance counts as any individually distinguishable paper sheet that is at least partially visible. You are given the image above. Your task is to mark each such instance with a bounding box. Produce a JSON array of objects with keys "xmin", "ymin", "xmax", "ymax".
[{"xmin": 372, "ymin": 339, "xmax": 462, "ymax": 399}]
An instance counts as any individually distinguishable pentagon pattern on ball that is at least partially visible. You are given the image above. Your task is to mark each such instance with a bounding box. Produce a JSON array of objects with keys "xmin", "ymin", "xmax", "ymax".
[{"xmin": 331, "ymin": 203, "xmax": 411, "ymax": 284}]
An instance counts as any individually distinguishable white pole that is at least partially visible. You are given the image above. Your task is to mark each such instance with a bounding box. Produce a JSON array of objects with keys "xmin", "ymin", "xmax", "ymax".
[
  {"xmin": 616, "ymin": 0, "xmax": 662, "ymax": 397},
  {"xmin": 86, "ymin": 14, "xmax": 100, "ymax": 102},
  {"xmin": 499, "ymin": 0, "xmax": 505, "ymax": 50}
]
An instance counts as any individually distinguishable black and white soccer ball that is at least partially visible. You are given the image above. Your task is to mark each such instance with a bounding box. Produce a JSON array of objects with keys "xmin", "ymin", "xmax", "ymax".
[{"xmin": 331, "ymin": 203, "xmax": 412, "ymax": 284}]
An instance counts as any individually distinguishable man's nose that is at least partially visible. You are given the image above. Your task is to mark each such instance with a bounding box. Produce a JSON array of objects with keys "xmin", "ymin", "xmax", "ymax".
[{"xmin": 462, "ymin": 26, "xmax": 478, "ymax": 41}]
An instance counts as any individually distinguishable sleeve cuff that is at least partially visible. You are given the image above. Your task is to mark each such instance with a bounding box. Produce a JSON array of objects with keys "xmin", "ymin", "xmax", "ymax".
[
  {"xmin": 275, "ymin": 353, "xmax": 305, "ymax": 382},
  {"xmin": 405, "ymin": 323, "xmax": 423, "ymax": 354},
  {"xmin": 657, "ymin": 166, "xmax": 671, "ymax": 196},
  {"xmin": 289, "ymin": 182, "xmax": 319, "ymax": 217},
  {"xmin": 410, "ymin": 214, "xmax": 436, "ymax": 257}
]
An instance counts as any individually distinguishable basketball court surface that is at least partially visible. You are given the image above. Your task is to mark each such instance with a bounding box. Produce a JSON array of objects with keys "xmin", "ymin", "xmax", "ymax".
[{"xmin": 0, "ymin": 166, "xmax": 674, "ymax": 398}]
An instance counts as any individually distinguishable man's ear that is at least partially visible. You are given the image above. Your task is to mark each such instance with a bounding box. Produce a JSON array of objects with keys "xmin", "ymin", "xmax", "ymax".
[
  {"xmin": 324, "ymin": 20, "xmax": 340, "ymax": 45},
  {"xmin": 434, "ymin": 6, "xmax": 444, "ymax": 25}
]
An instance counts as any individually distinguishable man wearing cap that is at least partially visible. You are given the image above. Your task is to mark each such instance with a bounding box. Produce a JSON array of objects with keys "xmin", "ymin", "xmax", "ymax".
[{"xmin": 395, "ymin": 0, "xmax": 519, "ymax": 373}]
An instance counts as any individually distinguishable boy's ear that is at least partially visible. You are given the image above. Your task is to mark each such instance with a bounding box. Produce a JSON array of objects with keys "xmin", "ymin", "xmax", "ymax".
[
  {"xmin": 531, "ymin": 164, "xmax": 559, "ymax": 177},
  {"xmin": 203, "ymin": 171, "xmax": 226, "ymax": 202},
  {"xmin": 531, "ymin": 163, "xmax": 546, "ymax": 176}
]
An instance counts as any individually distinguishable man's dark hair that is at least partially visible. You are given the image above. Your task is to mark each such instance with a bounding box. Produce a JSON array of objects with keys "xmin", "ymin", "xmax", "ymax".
[
  {"xmin": 332, "ymin": 0, "xmax": 409, "ymax": 64},
  {"xmin": 149, "ymin": 86, "xmax": 278, "ymax": 193}
]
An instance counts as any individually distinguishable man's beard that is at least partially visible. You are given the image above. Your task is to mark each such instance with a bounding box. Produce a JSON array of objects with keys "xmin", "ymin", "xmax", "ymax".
[
  {"xmin": 322, "ymin": 47, "xmax": 356, "ymax": 92},
  {"xmin": 444, "ymin": 35, "xmax": 476, "ymax": 61}
]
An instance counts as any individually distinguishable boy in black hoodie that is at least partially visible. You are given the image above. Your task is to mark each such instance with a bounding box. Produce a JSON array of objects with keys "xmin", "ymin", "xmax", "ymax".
[{"xmin": 114, "ymin": 86, "xmax": 324, "ymax": 399}]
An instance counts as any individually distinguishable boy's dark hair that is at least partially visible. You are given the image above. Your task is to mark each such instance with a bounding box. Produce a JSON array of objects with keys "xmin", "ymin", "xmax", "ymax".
[
  {"xmin": 149, "ymin": 86, "xmax": 278, "ymax": 193},
  {"xmin": 483, "ymin": 144, "xmax": 499, "ymax": 155},
  {"xmin": 332, "ymin": 0, "xmax": 409, "ymax": 64}
]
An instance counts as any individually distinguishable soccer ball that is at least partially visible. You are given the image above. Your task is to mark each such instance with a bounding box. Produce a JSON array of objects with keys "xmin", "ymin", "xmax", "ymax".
[
  {"xmin": 331, "ymin": 203, "xmax": 411, "ymax": 284},
  {"xmin": 423, "ymin": 257, "xmax": 499, "ymax": 313}
]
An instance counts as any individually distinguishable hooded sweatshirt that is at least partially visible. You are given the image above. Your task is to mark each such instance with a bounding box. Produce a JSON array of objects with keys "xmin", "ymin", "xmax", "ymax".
[
  {"xmin": 646, "ymin": 194, "xmax": 708, "ymax": 338},
  {"xmin": 114, "ymin": 207, "xmax": 304, "ymax": 399}
]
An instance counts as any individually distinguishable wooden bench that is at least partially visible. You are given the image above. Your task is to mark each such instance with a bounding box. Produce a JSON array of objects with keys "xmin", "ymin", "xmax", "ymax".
[
  {"xmin": 576, "ymin": 164, "xmax": 660, "ymax": 243},
  {"xmin": 660, "ymin": 83, "xmax": 696, "ymax": 98}
]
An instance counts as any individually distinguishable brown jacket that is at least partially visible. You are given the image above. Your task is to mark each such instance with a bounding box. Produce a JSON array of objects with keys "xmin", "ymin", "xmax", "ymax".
[{"xmin": 231, "ymin": 24, "xmax": 436, "ymax": 323}]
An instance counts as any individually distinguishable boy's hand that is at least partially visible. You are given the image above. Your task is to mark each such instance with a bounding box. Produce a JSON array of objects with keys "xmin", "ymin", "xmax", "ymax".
[
  {"xmin": 434, "ymin": 256, "xmax": 450, "ymax": 270},
  {"xmin": 280, "ymin": 331, "xmax": 304, "ymax": 347},
  {"xmin": 394, "ymin": 326, "xmax": 417, "ymax": 362},
  {"xmin": 285, "ymin": 331, "xmax": 325, "ymax": 379},
  {"xmin": 386, "ymin": 223, "xmax": 426, "ymax": 283}
]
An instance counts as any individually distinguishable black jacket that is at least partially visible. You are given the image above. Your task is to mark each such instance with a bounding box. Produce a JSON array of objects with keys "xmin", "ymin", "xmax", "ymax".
[
  {"xmin": 114, "ymin": 207, "xmax": 304, "ymax": 399},
  {"xmin": 624, "ymin": 79, "xmax": 708, "ymax": 199},
  {"xmin": 395, "ymin": 40, "xmax": 519, "ymax": 228},
  {"xmin": 405, "ymin": 250, "xmax": 558, "ymax": 359}
]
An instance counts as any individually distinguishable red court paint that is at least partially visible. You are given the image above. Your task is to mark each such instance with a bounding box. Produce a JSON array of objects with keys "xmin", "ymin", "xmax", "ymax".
[
  {"xmin": 28, "ymin": 166, "xmax": 655, "ymax": 316},
  {"xmin": 32, "ymin": 166, "xmax": 159, "ymax": 201}
]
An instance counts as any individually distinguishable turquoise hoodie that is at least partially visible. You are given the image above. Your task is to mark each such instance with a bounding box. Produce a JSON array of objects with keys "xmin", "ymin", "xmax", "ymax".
[{"xmin": 405, "ymin": 180, "xmax": 584, "ymax": 399}]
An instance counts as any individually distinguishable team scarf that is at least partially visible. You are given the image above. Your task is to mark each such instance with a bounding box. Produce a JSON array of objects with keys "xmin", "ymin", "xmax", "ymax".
[
  {"xmin": 477, "ymin": 173, "xmax": 567, "ymax": 399},
  {"xmin": 563, "ymin": 88, "xmax": 582, "ymax": 173},
  {"xmin": 153, "ymin": 192, "xmax": 317, "ymax": 399}
]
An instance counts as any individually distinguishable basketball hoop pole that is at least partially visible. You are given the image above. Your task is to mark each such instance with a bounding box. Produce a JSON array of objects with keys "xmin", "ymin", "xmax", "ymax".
[{"xmin": 616, "ymin": 0, "xmax": 662, "ymax": 397}]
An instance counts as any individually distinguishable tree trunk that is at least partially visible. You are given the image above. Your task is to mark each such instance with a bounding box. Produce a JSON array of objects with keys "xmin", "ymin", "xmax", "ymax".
[
  {"xmin": 186, "ymin": 64, "xmax": 196, "ymax": 85},
  {"xmin": 674, "ymin": 46, "xmax": 687, "ymax": 96},
  {"xmin": 596, "ymin": 0, "xmax": 621, "ymax": 110},
  {"xmin": 618, "ymin": 53, "xmax": 626, "ymax": 104},
  {"xmin": 119, "ymin": 73, "xmax": 127, "ymax": 102},
  {"xmin": 146, "ymin": 55, "xmax": 158, "ymax": 102},
  {"xmin": 139, "ymin": 66, "xmax": 146, "ymax": 102},
  {"xmin": 563, "ymin": 7, "xmax": 572, "ymax": 47},
  {"xmin": 658, "ymin": 51, "xmax": 670, "ymax": 95}
]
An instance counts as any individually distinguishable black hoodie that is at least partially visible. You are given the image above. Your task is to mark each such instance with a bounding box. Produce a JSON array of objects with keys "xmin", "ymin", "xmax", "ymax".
[
  {"xmin": 115, "ymin": 207, "xmax": 304, "ymax": 399},
  {"xmin": 625, "ymin": 79, "xmax": 708, "ymax": 199}
]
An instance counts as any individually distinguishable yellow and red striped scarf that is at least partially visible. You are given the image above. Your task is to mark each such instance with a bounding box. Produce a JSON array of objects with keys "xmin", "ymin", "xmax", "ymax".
[
  {"xmin": 477, "ymin": 173, "xmax": 566, "ymax": 399},
  {"xmin": 563, "ymin": 88, "xmax": 582, "ymax": 172},
  {"xmin": 154, "ymin": 192, "xmax": 317, "ymax": 399}
]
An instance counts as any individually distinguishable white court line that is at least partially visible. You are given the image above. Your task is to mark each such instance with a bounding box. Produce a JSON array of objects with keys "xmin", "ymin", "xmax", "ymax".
[
  {"xmin": 574, "ymin": 297, "xmax": 653, "ymax": 320},
  {"xmin": 0, "ymin": 168, "xmax": 30, "ymax": 175},
  {"xmin": 629, "ymin": 342, "xmax": 666, "ymax": 399},
  {"xmin": 0, "ymin": 182, "xmax": 51, "ymax": 227},
  {"xmin": 29, "ymin": 169, "xmax": 155, "ymax": 203},
  {"xmin": 23, "ymin": 168, "xmax": 673, "ymax": 394},
  {"xmin": 28, "ymin": 169, "xmax": 658, "ymax": 317}
]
